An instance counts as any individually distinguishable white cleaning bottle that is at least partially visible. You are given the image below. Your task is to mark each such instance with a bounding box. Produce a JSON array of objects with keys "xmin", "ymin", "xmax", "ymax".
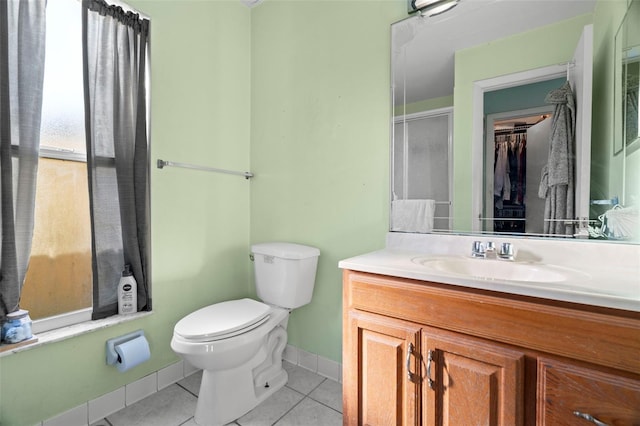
[{"xmin": 117, "ymin": 264, "xmax": 138, "ymax": 315}]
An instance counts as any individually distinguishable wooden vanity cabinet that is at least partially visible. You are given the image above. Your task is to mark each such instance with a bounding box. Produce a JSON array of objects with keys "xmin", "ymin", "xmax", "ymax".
[{"xmin": 342, "ymin": 270, "xmax": 640, "ymax": 426}]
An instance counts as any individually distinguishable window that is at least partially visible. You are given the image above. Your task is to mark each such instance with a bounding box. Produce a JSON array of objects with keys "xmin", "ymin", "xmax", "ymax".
[
  {"xmin": 7, "ymin": 0, "xmax": 150, "ymax": 336},
  {"xmin": 21, "ymin": 0, "xmax": 88, "ymax": 332}
]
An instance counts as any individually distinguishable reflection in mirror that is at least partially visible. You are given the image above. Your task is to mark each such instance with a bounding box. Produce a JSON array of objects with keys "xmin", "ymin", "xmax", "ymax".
[
  {"xmin": 392, "ymin": 108, "xmax": 452, "ymax": 233},
  {"xmin": 604, "ymin": 0, "xmax": 640, "ymax": 241},
  {"xmin": 622, "ymin": 52, "xmax": 639, "ymax": 149},
  {"xmin": 483, "ymin": 92, "xmax": 558, "ymax": 235},
  {"xmin": 473, "ymin": 27, "xmax": 594, "ymax": 240},
  {"xmin": 615, "ymin": 0, "xmax": 640, "ymax": 154},
  {"xmin": 391, "ymin": 0, "xmax": 639, "ymax": 243}
]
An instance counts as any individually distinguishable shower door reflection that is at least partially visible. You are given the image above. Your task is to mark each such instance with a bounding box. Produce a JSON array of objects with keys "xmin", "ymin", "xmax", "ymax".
[{"xmin": 393, "ymin": 108, "xmax": 453, "ymax": 231}]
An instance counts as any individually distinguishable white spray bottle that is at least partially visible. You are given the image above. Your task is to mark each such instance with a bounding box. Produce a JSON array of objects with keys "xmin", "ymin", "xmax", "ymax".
[{"xmin": 117, "ymin": 264, "xmax": 138, "ymax": 315}]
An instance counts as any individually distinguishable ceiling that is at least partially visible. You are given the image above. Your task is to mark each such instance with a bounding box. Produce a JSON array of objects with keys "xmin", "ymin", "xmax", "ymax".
[{"xmin": 392, "ymin": 0, "xmax": 597, "ymax": 105}]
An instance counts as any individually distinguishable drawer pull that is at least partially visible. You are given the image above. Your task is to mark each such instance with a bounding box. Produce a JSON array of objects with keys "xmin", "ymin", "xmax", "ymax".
[
  {"xmin": 573, "ymin": 411, "xmax": 609, "ymax": 426},
  {"xmin": 406, "ymin": 343, "xmax": 419, "ymax": 383},
  {"xmin": 426, "ymin": 349, "xmax": 434, "ymax": 389}
]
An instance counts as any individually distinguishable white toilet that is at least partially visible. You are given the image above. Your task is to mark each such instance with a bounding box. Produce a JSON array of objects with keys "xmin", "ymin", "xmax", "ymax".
[{"xmin": 170, "ymin": 242, "xmax": 320, "ymax": 426}]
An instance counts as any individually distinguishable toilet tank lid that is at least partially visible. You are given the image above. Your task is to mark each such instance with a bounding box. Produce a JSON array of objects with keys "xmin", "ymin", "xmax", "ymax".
[{"xmin": 251, "ymin": 242, "xmax": 320, "ymax": 259}]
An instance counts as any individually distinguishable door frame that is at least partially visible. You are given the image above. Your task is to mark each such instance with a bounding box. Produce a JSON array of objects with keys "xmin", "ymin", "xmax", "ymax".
[
  {"xmin": 471, "ymin": 64, "xmax": 566, "ymax": 231},
  {"xmin": 484, "ymin": 106, "xmax": 555, "ymax": 231}
]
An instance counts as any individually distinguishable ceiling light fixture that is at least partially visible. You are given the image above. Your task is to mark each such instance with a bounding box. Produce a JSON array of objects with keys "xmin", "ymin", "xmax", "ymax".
[{"xmin": 408, "ymin": 0, "xmax": 459, "ymax": 17}]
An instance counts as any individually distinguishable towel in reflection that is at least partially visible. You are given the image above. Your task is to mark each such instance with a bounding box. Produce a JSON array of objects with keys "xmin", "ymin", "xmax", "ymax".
[{"xmin": 391, "ymin": 199, "xmax": 435, "ymax": 233}]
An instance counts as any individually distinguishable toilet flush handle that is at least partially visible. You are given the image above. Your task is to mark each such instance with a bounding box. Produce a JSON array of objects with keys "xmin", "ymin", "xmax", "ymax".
[{"xmin": 249, "ymin": 253, "xmax": 255, "ymax": 261}]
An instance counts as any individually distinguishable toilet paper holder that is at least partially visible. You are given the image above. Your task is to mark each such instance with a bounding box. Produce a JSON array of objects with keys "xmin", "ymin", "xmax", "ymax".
[{"xmin": 106, "ymin": 330, "xmax": 146, "ymax": 365}]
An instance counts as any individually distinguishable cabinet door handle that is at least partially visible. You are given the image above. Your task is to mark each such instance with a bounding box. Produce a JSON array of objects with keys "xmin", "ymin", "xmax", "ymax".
[
  {"xmin": 573, "ymin": 411, "xmax": 610, "ymax": 426},
  {"xmin": 426, "ymin": 349, "xmax": 434, "ymax": 389},
  {"xmin": 406, "ymin": 343, "xmax": 419, "ymax": 383}
]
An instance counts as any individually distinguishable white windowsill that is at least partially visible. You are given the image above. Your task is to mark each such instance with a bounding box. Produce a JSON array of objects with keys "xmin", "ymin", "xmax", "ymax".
[
  {"xmin": 0, "ymin": 311, "xmax": 153, "ymax": 358},
  {"xmin": 32, "ymin": 307, "xmax": 94, "ymax": 334}
]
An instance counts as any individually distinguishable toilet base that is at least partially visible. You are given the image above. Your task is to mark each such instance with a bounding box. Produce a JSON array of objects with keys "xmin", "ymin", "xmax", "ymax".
[
  {"xmin": 193, "ymin": 325, "xmax": 289, "ymax": 426},
  {"xmin": 195, "ymin": 367, "xmax": 287, "ymax": 426}
]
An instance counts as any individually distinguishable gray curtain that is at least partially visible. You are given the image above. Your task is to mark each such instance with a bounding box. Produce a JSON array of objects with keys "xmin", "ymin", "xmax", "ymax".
[
  {"xmin": 0, "ymin": 0, "xmax": 46, "ymax": 318},
  {"xmin": 82, "ymin": 0, "xmax": 150, "ymax": 319},
  {"xmin": 540, "ymin": 81, "xmax": 575, "ymax": 236}
]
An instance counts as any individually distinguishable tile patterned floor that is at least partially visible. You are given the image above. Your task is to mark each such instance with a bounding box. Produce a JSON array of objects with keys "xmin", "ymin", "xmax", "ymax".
[{"xmin": 91, "ymin": 362, "xmax": 342, "ymax": 426}]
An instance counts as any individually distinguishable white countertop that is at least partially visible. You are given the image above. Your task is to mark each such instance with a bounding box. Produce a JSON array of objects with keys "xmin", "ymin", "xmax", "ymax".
[{"xmin": 338, "ymin": 233, "xmax": 640, "ymax": 312}]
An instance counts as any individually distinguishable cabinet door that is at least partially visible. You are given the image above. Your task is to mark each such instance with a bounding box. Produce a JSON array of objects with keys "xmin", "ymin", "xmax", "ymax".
[
  {"xmin": 538, "ymin": 357, "xmax": 640, "ymax": 425},
  {"xmin": 422, "ymin": 327, "xmax": 524, "ymax": 426},
  {"xmin": 343, "ymin": 310, "xmax": 421, "ymax": 426}
]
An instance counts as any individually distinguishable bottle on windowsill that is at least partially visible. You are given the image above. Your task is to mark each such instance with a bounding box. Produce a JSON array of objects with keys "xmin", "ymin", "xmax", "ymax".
[{"xmin": 117, "ymin": 264, "xmax": 138, "ymax": 315}]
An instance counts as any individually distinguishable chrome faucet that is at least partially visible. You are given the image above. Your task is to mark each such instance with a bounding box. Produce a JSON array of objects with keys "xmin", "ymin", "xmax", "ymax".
[
  {"xmin": 471, "ymin": 241, "xmax": 515, "ymax": 261},
  {"xmin": 498, "ymin": 242, "xmax": 515, "ymax": 261},
  {"xmin": 471, "ymin": 241, "xmax": 485, "ymax": 258}
]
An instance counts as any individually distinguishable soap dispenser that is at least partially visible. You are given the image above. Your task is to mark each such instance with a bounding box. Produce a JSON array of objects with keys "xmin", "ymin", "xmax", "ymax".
[{"xmin": 117, "ymin": 264, "xmax": 138, "ymax": 315}]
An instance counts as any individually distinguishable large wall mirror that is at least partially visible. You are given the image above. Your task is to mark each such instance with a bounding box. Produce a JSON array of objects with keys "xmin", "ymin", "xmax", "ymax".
[{"xmin": 391, "ymin": 0, "xmax": 639, "ymax": 243}]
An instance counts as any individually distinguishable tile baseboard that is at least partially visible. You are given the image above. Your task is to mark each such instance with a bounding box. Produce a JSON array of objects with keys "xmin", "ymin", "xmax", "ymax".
[
  {"xmin": 283, "ymin": 344, "xmax": 342, "ymax": 383},
  {"xmin": 40, "ymin": 345, "xmax": 341, "ymax": 426}
]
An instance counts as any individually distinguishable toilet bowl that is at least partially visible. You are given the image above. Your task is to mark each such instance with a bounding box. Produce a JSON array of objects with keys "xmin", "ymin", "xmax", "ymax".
[{"xmin": 171, "ymin": 242, "xmax": 320, "ymax": 426}]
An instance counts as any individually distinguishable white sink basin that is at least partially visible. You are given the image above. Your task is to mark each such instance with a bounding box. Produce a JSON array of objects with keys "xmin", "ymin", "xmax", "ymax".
[{"xmin": 412, "ymin": 256, "xmax": 583, "ymax": 283}]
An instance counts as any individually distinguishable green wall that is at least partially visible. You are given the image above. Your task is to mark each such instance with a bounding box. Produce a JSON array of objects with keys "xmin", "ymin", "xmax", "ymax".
[
  {"xmin": 0, "ymin": 1, "xmax": 406, "ymax": 424},
  {"xmin": 395, "ymin": 94, "xmax": 454, "ymax": 116},
  {"xmin": 250, "ymin": 0, "xmax": 405, "ymax": 362},
  {"xmin": 0, "ymin": 1, "xmax": 253, "ymax": 425}
]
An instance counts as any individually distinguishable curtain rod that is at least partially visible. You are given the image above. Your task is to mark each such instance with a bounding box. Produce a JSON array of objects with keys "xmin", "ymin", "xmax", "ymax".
[{"xmin": 156, "ymin": 159, "xmax": 254, "ymax": 179}]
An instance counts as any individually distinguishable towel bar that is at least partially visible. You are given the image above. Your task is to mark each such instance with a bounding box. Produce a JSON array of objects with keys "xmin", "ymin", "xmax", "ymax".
[
  {"xmin": 157, "ymin": 159, "xmax": 254, "ymax": 179},
  {"xmin": 590, "ymin": 196, "xmax": 619, "ymax": 206}
]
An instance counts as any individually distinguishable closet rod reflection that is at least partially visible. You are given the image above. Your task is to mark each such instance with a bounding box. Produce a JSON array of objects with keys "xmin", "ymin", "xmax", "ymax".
[
  {"xmin": 494, "ymin": 125, "xmax": 531, "ymax": 133},
  {"xmin": 157, "ymin": 159, "xmax": 254, "ymax": 179}
]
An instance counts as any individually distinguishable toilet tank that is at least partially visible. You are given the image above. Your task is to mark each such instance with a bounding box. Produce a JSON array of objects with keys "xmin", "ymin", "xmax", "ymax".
[{"xmin": 251, "ymin": 242, "xmax": 320, "ymax": 309}]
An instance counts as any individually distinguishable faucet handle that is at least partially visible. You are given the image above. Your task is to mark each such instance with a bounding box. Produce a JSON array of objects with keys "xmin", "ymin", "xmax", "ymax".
[
  {"xmin": 471, "ymin": 241, "xmax": 485, "ymax": 258},
  {"xmin": 498, "ymin": 242, "xmax": 515, "ymax": 260}
]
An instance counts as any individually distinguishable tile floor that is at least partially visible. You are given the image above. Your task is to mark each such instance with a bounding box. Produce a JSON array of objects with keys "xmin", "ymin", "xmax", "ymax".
[{"xmin": 91, "ymin": 362, "xmax": 343, "ymax": 426}]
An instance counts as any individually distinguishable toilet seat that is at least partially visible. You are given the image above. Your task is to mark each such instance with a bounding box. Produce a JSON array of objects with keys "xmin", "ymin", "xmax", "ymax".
[{"xmin": 174, "ymin": 298, "xmax": 271, "ymax": 343}]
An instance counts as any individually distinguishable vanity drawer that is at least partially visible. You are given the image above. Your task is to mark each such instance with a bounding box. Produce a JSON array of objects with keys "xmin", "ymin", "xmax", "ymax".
[{"xmin": 537, "ymin": 357, "xmax": 640, "ymax": 425}]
